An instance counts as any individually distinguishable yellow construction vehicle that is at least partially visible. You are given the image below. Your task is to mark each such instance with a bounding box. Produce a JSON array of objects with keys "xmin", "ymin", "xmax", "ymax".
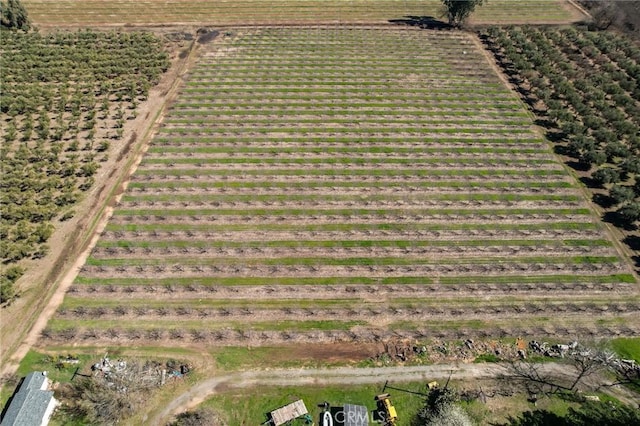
[{"xmin": 374, "ymin": 393, "xmax": 397, "ymax": 426}]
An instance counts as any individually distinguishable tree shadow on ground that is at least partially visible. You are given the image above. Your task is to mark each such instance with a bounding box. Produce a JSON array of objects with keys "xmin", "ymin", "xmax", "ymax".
[
  {"xmin": 593, "ymin": 193, "xmax": 615, "ymax": 208},
  {"xmin": 579, "ymin": 176, "xmax": 600, "ymax": 189},
  {"xmin": 492, "ymin": 409, "xmax": 569, "ymax": 426},
  {"xmin": 197, "ymin": 29, "xmax": 220, "ymax": 44},
  {"xmin": 622, "ymin": 235, "xmax": 640, "ymax": 271},
  {"xmin": 566, "ymin": 160, "xmax": 591, "ymax": 172},
  {"xmin": 603, "ymin": 211, "xmax": 637, "ymax": 231},
  {"xmin": 388, "ymin": 16, "xmax": 452, "ymax": 30}
]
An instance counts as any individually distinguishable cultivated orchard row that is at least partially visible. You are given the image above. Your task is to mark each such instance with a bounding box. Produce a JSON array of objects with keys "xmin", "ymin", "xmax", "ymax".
[
  {"xmin": 22, "ymin": 0, "xmax": 577, "ymax": 26},
  {"xmin": 48, "ymin": 28, "xmax": 638, "ymax": 347},
  {"xmin": 482, "ymin": 26, "xmax": 640, "ymax": 231}
]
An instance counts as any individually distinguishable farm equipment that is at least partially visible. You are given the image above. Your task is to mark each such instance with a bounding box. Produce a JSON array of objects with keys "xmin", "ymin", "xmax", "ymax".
[
  {"xmin": 374, "ymin": 393, "xmax": 397, "ymax": 426},
  {"xmin": 374, "ymin": 380, "xmax": 439, "ymax": 425}
]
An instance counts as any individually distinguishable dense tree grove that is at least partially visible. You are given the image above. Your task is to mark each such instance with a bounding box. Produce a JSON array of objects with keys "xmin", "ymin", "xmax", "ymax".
[
  {"xmin": 0, "ymin": 266, "xmax": 23, "ymax": 304},
  {"xmin": 483, "ymin": 26, "xmax": 640, "ymax": 233},
  {"xmin": 0, "ymin": 30, "xmax": 169, "ymax": 301},
  {"xmin": 0, "ymin": 0, "xmax": 30, "ymax": 30}
]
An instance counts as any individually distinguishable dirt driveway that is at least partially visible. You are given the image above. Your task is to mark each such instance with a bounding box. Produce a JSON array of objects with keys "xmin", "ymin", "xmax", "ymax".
[{"xmin": 149, "ymin": 362, "xmax": 639, "ymax": 425}]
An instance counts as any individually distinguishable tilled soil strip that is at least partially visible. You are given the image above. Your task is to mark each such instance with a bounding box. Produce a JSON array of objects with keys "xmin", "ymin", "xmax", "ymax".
[
  {"xmin": 79, "ymin": 263, "xmax": 625, "ymax": 279},
  {"xmin": 99, "ymin": 229, "xmax": 604, "ymax": 241},
  {"xmin": 67, "ymin": 282, "xmax": 639, "ymax": 299}
]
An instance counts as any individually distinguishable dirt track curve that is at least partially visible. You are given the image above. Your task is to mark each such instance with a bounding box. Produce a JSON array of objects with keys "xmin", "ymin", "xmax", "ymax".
[
  {"xmin": 149, "ymin": 362, "xmax": 639, "ymax": 425},
  {"xmin": 150, "ymin": 363, "xmax": 506, "ymax": 424}
]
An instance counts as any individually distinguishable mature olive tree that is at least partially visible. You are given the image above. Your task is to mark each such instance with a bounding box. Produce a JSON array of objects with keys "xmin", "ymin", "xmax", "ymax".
[
  {"xmin": 0, "ymin": 0, "xmax": 30, "ymax": 30},
  {"xmin": 618, "ymin": 202, "xmax": 640, "ymax": 227},
  {"xmin": 441, "ymin": 0, "xmax": 485, "ymax": 27}
]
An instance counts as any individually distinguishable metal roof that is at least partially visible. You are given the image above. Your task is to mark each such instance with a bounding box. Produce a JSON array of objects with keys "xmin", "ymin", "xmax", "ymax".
[
  {"xmin": 1, "ymin": 372, "xmax": 55, "ymax": 426},
  {"xmin": 19, "ymin": 372, "xmax": 46, "ymax": 392},
  {"xmin": 343, "ymin": 404, "xmax": 369, "ymax": 426}
]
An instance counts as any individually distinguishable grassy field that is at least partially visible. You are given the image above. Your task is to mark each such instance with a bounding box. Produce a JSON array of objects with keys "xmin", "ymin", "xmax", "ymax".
[
  {"xmin": 38, "ymin": 27, "xmax": 639, "ymax": 351},
  {"xmin": 205, "ymin": 382, "xmax": 426, "ymax": 426},
  {"xmin": 611, "ymin": 337, "xmax": 640, "ymax": 363},
  {"xmin": 195, "ymin": 380, "xmax": 586, "ymax": 426},
  {"xmin": 22, "ymin": 0, "xmax": 583, "ymax": 26}
]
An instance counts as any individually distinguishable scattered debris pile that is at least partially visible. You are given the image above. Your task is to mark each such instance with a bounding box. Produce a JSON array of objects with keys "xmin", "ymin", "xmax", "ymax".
[
  {"xmin": 57, "ymin": 356, "xmax": 192, "ymax": 425},
  {"xmin": 45, "ymin": 354, "xmax": 80, "ymax": 371},
  {"xmin": 370, "ymin": 338, "xmax": 523, "ymax": 364},
  {"xmin": 378, "ymin": 340, "xmax": 427, "ymax": 362},
  {"xmin": 91, "ymin": 355, "xmax": 191, "ymax": 386},
  {"xmin": 527, "ymin": 340, "xmax": 579, "ymax": 358},
  {"xmin": 528, "ymin": 338, "xmax": 640, "ymax": 378}
]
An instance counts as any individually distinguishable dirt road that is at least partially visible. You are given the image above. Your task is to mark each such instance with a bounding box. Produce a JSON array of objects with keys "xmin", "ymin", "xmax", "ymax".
[
  {"xmin": 150, "ymin": 362, "xmax": 640, "ymax": 425},
  {"xmin": 149, "ymin": 363, "xmax": 526, "ymax": 424}
]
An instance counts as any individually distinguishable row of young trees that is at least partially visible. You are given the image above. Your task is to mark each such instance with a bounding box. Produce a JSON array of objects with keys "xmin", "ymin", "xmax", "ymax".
[
  {"xmin": 1, "ymin": 20, "xmax": 169, "ymax": 303},
  {"xmin": 483, "ymin": 26, "xmax": 640, "ymax": 230}
]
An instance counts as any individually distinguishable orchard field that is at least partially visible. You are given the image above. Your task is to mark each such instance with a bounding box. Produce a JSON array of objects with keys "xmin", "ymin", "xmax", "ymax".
[
  {"xmin": 43, "ymin": 27, "xmax": 640, "ymax": 347},
  {"xmin": 22, "ymin": 0, "xmax": 583, "ymax": 26},
  {"xmin": 482, "ymin": 26, "xmax": 640, "ymax": 261},
  {"xmin": 0, "ymin": 30, "xmax": 169, "ymax": 301}
]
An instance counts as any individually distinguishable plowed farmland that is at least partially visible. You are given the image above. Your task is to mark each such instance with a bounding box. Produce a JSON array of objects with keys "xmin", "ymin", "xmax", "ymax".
[
  {"xmin": 45, "ymin": 28, "xmax": 639, "ymax": 348},
  {"xmin": 22, "ymin": 0, "xmax": 583, "ymax": 26}
]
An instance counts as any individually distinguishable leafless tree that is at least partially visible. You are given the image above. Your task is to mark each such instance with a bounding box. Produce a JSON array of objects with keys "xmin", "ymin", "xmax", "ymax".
[
  {"xmin": 176, "ymin": 307, "xmax": 192, "ymax": 316},
  {"xmin": 60, "ymin": 327, "xmax": 78, "ymax": 340},
  {"xmin": 73, "ymin": 306, "xmax": 88, "ymax": 317},
  {"xmin": 147, "ymin": 329, "xmax": 162, "ymax": 340},
  {"xmin": 82, "ymin": 329, "xmax": 99, "ymax": 340},
  {"xmin": 93, "ymin": 307, "xmax": 107, "ymax": 317},
  {"xmin": 134, "ymin": 306, "xmax": 147, "ymax": 316},
  {"xmin": 505, "ymin": 350, "xmax": 606, "ymax": 396},
  {"xmin": 63, "ymin": 361, "xmax": 167, "ymax": 425},
  {"xmin": 106, "ymin": 328, "xmax": 121, "ymax": 339},
  {"xmin": 170, "ymin": 329, "xmax": 186, "ymax": 339},
  {"xmin": 191, "ymin": 330, "xmax": 206, "ymax": 342}
]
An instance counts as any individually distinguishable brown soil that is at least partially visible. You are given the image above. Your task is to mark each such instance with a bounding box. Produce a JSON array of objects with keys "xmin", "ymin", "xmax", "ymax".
[
  {"xmin": 55, "ymin": 302, "xmax": 640, "ymax": 324},
  {"xmin": 100, "ymin": 228, "xmax": 603, "ymax": 242},
  {"xmin": 79, "ymin": 262, "xmax": 625, "ymax": 280},
  {"xmin": 67, "ymin": 281, "xmax": 638, "ymax": 301},
  {"xmin": 127, "ymin": 185, "xmax": 575, "ymax": 196},
  {"xmin": 40, "ymin": 320, "xmax": 640, "ymax": 349},
  {"xmin": 91, "ymin": 244, "xmax": 613, "ymax": 260},
  {"xmin": 107, "ymin": 213, "xmax": 594, "ymax": 227},
  {"xmin": 258, "ymin": 342, "xmax": 383, "ymax": 364}
]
